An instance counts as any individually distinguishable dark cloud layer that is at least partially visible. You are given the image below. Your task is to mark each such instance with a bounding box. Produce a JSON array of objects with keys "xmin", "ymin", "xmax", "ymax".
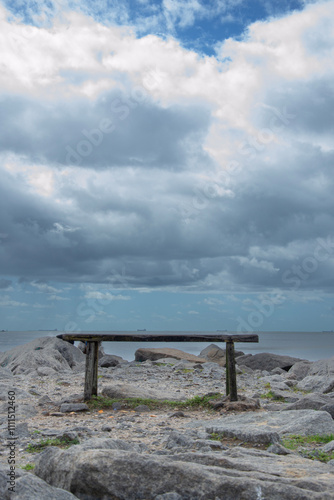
[
  {"xmin": 0, "ymin": 1, "xmax": 333, "ymax": 302},
  {"xmin": 1, "ymin": 128, "xmax": 333, "ymax": 293},
  {"xmin": 0, "ymin": 92, "xmax": 211, "ymax": 170}
]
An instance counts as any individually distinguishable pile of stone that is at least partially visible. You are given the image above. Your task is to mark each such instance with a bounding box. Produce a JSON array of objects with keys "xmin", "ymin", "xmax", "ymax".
[{"xmin": 0, "ymin": 338, "xmax": 334, "ymax": 499}]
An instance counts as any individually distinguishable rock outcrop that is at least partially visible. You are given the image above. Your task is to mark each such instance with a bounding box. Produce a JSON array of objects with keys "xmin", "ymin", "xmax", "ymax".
[
  {"xmin": 0, "ymin": 337, "xmax": 85, "ymax": 376},
  {"xmin": 236, "ymin": 352, "xmax": 304, "ymax": 371},
  {"xmin": 34, "ymin": 438, "xmax": 334, "ymax": 499},
  {"xmin": 135, "ymin": 347, "xmax": 206, "ymax": 364}
]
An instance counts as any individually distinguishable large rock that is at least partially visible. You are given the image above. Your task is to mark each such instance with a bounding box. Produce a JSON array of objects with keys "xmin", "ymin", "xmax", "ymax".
[
  {"xmin": 99, "ymin": 354, "xmax": 125, "ymax": 368},
  {"xmin": 0, "ymin": 337, "xmax": 85, "ymax": 375},
  {"xmin": 135, "ymin": 348, "xmax": 206, "ymax": 364},
  {"xmin": 187, "ymin": 410, "xmax": 334, "ymax": 444},
  {"xmin": 284, "ymin": 394, "xmax": 331, "ymax": 411},
  {"xmin": 0, "ymin": 464, "xmax": 77, "ymax": 500},
  {"xmin": 295, "ymin": 356, "xmax": 334, "ymax": 394},
  {"xmin": 308, "ymin": 357, "xmax": 334, "ymax": 377},
  {"xmin": 34, "ymin": 440, "xmax": 334, "ymax": 499},
  {"xmin": 320, "ymin": 403, "xmax": 334, "ymax": 419},
  {"xmin": 236, "ymin": 352, "xmax": 304, "ymax": 372},
  {"xmin": 199, "ymin": 344, "xmax": 244, "ymax": 367},
  {"xmin": 286, "ymin": 360, "xmax": 313, "ymax": 380},
  {"xmin": 296, "ymin": 376, "xmax": 334, "ymax": 394}
]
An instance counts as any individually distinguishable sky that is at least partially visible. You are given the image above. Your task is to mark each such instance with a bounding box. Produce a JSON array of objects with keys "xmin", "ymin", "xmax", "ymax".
[{"xmin": 0, "ymin": 0, "xmax": 334, "ymax": 333}]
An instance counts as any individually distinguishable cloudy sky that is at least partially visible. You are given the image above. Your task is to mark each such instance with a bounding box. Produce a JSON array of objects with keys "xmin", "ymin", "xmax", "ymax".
[{"xmin": 0, "ymin": 0, "xmax": 334, "ymax": 333}]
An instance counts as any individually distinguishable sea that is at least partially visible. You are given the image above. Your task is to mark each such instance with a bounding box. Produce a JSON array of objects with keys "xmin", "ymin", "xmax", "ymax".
[{"xmin": 0, "ymin": 330, "xmax": 334, "ymax": 362}]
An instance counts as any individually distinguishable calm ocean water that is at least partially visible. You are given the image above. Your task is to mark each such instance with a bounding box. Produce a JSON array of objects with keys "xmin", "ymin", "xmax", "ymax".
[{"xmin": 0, "ymin": 331, "xmax": 334, "ymax": 362}]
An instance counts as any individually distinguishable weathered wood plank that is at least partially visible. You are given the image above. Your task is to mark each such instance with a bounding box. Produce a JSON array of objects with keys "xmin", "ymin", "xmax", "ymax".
[
  {"xmin": 59, "ymin": 332, "xmax": 259, "ymax": 402},
  {"xmin": 57, "ymin": 333, "xmax": 258, "ymax": 343},
  {"xmin": 84, "ymin": 341, "xmax": 99, "ymax": 401},
  {"xmin": 226, "ymin": 340, "xmax": 238, "ymax": 401}
]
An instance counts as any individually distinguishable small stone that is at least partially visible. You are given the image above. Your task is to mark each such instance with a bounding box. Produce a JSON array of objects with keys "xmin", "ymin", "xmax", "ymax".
[
  {"xmin": 267, "ymin": 443, "xmax": 293, "ymax": 455},
  {"xmin": 169, "ymin": 411, "xmax": 186, "ymax": 418},
  {"xmin": 321, "ymin": 440, "xmax": 334, "ymax": 453},
  {"xmin": 38, "ymin": 395, "xmax": 53, "ymax": 406},
  {"xmin": 112, "ymin": 402, "xmax": 122, "ymax": 411},
  {"xmin": 60, "ymin": 403, "xmax": 89, "ymax": 413},
  {"xmin": 134, "ymin": 405, "xmax": 150, "ymax": 412},
  {"xmin": 56, "ymin": 431, "xmax": 78, "ymax": 442},
  {"xmin": 102, "ymin": 425, "xmax": 112, "ymax": 432}
]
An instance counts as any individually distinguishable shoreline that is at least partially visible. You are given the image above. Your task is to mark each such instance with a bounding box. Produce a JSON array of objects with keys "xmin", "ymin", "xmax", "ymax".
[{"xmin": 2, "ymin": 330, "xmax": 334, "ymax": 362}]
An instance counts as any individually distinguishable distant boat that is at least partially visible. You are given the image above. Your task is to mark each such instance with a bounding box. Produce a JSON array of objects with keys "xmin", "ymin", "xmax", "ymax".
[{"xmin": 137, "ymin": 329, "xmax": 147, "ymax": 332}]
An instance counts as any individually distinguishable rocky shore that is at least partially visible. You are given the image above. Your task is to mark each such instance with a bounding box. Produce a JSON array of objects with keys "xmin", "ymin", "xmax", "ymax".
[{"xmin": 1, "ymin": 337, "xmax": 334, "ymax": 499}]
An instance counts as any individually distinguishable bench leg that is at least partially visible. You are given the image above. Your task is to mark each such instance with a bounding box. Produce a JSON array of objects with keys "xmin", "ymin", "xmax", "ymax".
[
  {"xmin": 84, "ymin": 341, "xmax": 99, "ymax": 401},
  {"xmin": 226, "ymin": 340, "xmax": 238, "ymax": 401}
]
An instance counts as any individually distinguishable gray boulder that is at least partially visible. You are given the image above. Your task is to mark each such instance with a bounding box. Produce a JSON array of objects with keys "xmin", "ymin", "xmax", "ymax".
[
  {"xmin": 135, "ymin": 347, "xmax": 206, "ymax": 363},
  {"xmin": 187, "ymin": 410, "xmax": 334, "ymax": 443},
  {"xmin": 34, "ymin": 442, "xmax": 334, "ymax": 499},
  {"xmin": 296, "ymin": 376, "xmax": 334, "ymax": 394},
  {"xmin": 0, "ymin": 464, "xmax": 76, "ymax": 500},
  {"xmin": 308, "ymin": 356, "xmax": 334, "ymax": 377},
  {"xmin": 295, "ymin": 356, "xmax": 334, "ymax": 394},
  {"xmin": 284, "ymin": 394, "xmax": 331, "ymax": 411},
  {"xmin": 320, "ymin": 403, "xmax": 334, "ymax": 419},
  {"xmin": 199, "ymin": 344, "xmax": 244, "ymax": 367},
  {"xmin": 321, "ymin": 440, "xmax": 334, "ymax": 453},
  {"xmin": 236, "ymin": 352, "xmax": 304, "ymax": 372},
  {"xmin": 286, "ymin": 360, "xmax": 313, "ymax": 380},
  {"xmin": 0, "ymin": 337, "xmax": 85, "ymax": 375},
  {"xmin": 99, "ymin": 354, "xmax": 124, "ymax": 367},
  {"xmin": 59, "ymin": 403, "xmax": 89, "ymax": 413}
]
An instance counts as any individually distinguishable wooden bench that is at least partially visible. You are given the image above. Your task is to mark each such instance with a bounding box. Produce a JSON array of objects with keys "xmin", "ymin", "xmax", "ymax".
[{"xmin": 57, "ymin": 333, "xmax": 259, "ymax": 401}]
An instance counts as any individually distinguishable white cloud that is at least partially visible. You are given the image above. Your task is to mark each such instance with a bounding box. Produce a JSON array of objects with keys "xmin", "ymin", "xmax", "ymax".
[
  {"xmin": 47, "ymin": 294, "xmax": 69, "ymax": 301},
  {"xmin": 204, "ymin": 297, "xmax": 224, "ymax": 306},
  {"xmin": 0, "ymin": 295, "xmax": 28, "ymax": 307},
  {"xmin": 84, "ymin": 291, "xmax": 131, "ymax": 301},
  {"xmin": 31, "ymin": 282, "xmax": 59, "ymax": 293}
]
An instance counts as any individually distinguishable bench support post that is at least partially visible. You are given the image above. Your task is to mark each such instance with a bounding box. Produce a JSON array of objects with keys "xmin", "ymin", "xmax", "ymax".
[
  {"xmin": 226, "ymin": 340, "xmax": 238, "ymax": 401},
  {"xmin": 84, "ymin": 341, "xmax": 99, "ymax": 401}
]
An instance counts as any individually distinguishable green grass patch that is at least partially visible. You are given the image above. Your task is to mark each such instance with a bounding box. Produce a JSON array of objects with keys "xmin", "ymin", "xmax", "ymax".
[
  {"xmin": 87, "ymin": 393, "xmax": 222, "ymax": 411},
  {"xmin": 26, "ymin": 437, "xmax": 80, "ymax": 453},
  {"xmin": 20, "ymin": 463, "xmax": 35, "ymax": 471},
  {"xmin": 260, "ymin": 390, "xmax": 286, "ymax": 402},
  {"xmin": 282, "ymin": 434, "xmax": 334, "ymax": 450},
  {"xmin": 290, "ymin": 385, "xmax": 312, "ymax": 394},
  {"xmin": 301, "ymin": 450, "xmax": 334, "ymax": 463}
]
